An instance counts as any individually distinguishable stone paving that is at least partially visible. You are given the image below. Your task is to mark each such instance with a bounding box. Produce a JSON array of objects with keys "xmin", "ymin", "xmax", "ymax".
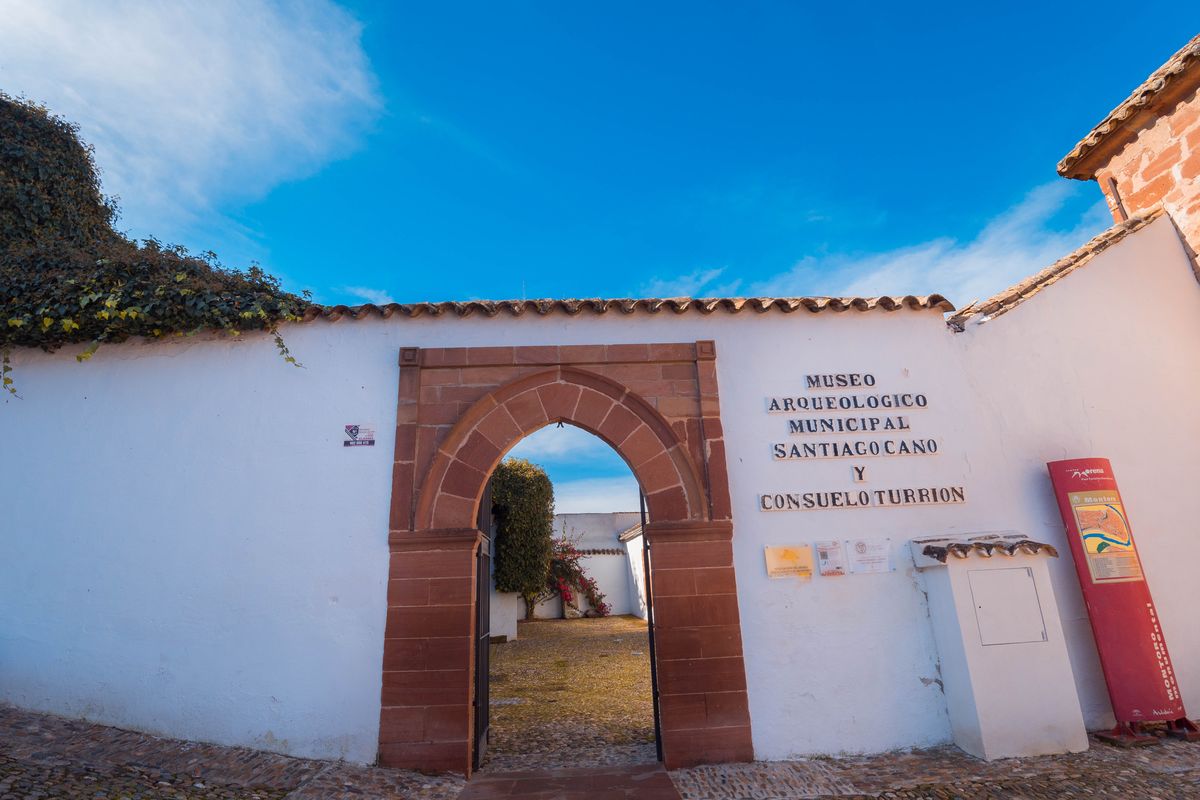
[
  {"xmin": 5, "ymin": 702, "xmax": 1200, "ymax": 798},
  {"xmin": 460, "ymin": 764, "xmax": 680, "ymax": 800},
  {"xmin": 670, "ymin": 737, "xmax": 1200, "ymax": 798},
  {"xmin": 0, "ymin": 704, "xmax": 464, "ymax": 800}
]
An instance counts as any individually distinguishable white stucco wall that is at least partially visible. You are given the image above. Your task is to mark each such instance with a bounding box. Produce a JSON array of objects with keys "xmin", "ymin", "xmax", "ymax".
[
  {"xmin": 555, "ymin": 512, "xmax": 641, "ymax": 546},
  {"xmin": 558, "ymin": 512, "xmax": 639, "ymax": 616},
  {"xmin": 954, "ymin": 216, "xmax": 1200, "ymax": 730},
  {"xmin": 488, "ymin": 579, "xmax": 522, "ymax": 642},
  {"xmin": 576, "ymin": 554, "xmax": 631, "ymax": 615},
  {"xmin": 2, "ymin": 215, "xmax": 1198, "ymax": 764},
  {"xmin": 624, "ymin": 533, "xmax": 649, "ymax": 620}
]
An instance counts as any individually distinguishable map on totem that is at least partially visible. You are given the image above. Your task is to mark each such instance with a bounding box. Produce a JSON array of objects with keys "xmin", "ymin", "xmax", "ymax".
[{"xmin": 1069, "ymin": 491, "xmax": 1145, "ymax": 584}]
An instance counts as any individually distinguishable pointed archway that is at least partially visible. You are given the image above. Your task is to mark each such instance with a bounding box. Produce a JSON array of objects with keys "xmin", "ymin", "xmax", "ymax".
[{"xmin": 378, "ymin": 342, "xmax": 752, "ymax": 774}]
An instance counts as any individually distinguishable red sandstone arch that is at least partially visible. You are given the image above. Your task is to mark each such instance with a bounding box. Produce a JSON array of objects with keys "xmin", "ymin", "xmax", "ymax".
[
  {"xmin": 378, "ymin": 342, "xmax": 751, "ymax": 775},
  {"xmin": 414, "ymin": 366, "xmax": 708, "ymax": 532}
]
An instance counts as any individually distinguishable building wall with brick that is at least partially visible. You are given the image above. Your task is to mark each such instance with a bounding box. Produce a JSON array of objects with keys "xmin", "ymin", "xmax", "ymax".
[
  {"xmin": 2, "ymin": 215, "xmax": 1199, "ymax": 769},
  {"xmin": 0, "ymin": 305, "xmax": 958, "ymax": 765},
  {"xmin": 1059, "ymin": 35, "xmax": 1200, "ymax": 275},
  {"xmin": 1094, "ymin": 89, "xmax": 1200, "ymax": 264}
]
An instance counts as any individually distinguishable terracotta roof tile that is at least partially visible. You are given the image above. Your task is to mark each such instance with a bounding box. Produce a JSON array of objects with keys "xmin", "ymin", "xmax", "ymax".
[
  {"xmin": 912, "ymin": 533, "xmax": 1060, "ymax": 565},
  {"xmin": 920, "ymin": 539, "xmax": 1059, "ymax": 564},
  {"xmin": 1059, "ymin": 34, "xmax": 1200, "ymax": 179},
  {"xmin": 947, "ymin": 209, "xmax": 1164, "ymax": 329},
  {"xmin": 305, "ymin": 294, "xmax": 954, "ymax": 323}
]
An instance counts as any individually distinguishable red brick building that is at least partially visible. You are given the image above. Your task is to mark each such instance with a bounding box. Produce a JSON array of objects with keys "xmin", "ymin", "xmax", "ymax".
[{"xmin": 1059, "ymin": 34, "xmax": 1200, "ymax": 276}]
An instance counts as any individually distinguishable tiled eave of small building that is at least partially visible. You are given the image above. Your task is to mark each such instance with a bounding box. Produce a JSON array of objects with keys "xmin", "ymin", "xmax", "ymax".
[
  {"xmin": 304, "ymin": 294, "xmax": 954, "ymax": 323},
  {"xmin": 1058, "ymin": 33, "xmax": 1200, "ymax": 180},
  {"xmin": 948, "ymin": 208, "xmax": 1165, "ymax": 329},
  {"xmin": 617, "ymin": 523, "xmax": 643, "ymax": 543}
]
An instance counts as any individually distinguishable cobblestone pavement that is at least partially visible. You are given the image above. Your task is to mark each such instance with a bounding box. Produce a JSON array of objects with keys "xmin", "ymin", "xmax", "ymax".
[
  {"xmin": 483, "ymin": 616, "xmax": 657, "ymax": 772},
  {"xmin": 0, "ymin": 705, "xmax": 464, "ymax": 799},
  {"xmin": 6, "ymin": 702, "xmax": 1200, "ymax": 798},
  {"xmin": 670, "ymin": 737, "xmax": 1200, "ymax": 798}
]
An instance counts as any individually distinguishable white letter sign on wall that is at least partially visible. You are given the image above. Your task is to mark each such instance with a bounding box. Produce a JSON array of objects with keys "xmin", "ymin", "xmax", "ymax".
[{"xmin": 759, "ymin": 372, "xmax": 965, "ymax": 511}]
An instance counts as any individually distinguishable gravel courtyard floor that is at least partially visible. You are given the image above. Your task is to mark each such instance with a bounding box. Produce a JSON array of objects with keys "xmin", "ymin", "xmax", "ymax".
[{"xmin": 482, "ymin": 615, "xmax": 658, "ymax": 772}]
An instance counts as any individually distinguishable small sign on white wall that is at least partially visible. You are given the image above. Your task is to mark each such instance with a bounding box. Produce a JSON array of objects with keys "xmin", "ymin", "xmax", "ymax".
[
  {"xmin": 815, "ymin": 540, "xmax": 847, "ymax": 576},
  {"xmin": 344, "ymin": 424, "xmax": 376, "ymax": 447},
  {"xmin": 846, "ymin": 538, "xmax": 894, "ymax": 574},
  {"xmin": 764, "ymin": 545, "xmax": 814, "ymax": 580}
]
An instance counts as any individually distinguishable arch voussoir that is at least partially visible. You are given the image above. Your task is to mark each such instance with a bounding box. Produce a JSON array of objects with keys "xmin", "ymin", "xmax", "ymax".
[
  {"xmin": 505, "ymin": 388, "xmax": 551, "ymax": 432},
  {"xmin": 559, "ymin": 365, "xmax": 627, "ymax": 402},
  {"xmin": 645, "ymin": 483, "xmax": 692, "ymax": 521},
  {"xmin": 441, "ymin": 458, "xmax": 487, "ymax": 501},
  {"xmin": 638, "ymin": 449, "xmax": 683, "ymax": 497},
  {"xmin": 573, "ymin": 388, "xmax": 616, "ymax": 430},
  {"xmin": 454, "ymin": 430, "xmax": 502, "ymax": 476},
  {"xmin": 429, "ymin": 492, "xmax": 474, "ymax": 530},
  {"xmin": 596, "ymin": 401, "xmax": 642, "ymax": 447},
  {"xmin": 535, "ymin": 381, "xmax": 582, "ymax": 420},
  {"xmin": 474, "ymin": 405, "xmax": 522, "ymax": 452},
  {"xmin": 620, "ymin": 423, "xmax": 665, "ymax": 470},
  {"xmin": 490, "ymin": 367, "xmax": 562, "ymax": 405}
]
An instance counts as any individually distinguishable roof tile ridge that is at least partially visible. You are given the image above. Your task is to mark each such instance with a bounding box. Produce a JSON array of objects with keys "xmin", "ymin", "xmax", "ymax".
[
  {"xmin": 947, "ymin": 208, "xmax": 1165, "ymax": 328},
  {"xmin": 1059, "ymin": 34, "xmax": 1200, "ymax": 178}
]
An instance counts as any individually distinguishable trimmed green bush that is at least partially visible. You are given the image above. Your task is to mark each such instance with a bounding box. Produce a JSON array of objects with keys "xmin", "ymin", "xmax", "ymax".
[{"xmin": 491, "ymin": 458, "xmax": 555, "ymax": 619}]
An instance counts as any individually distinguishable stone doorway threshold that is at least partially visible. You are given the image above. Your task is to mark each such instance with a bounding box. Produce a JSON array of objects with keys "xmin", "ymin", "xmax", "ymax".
[{"xmin": 460, "ymin": 763, "xmax": 680, "ymax": 800}]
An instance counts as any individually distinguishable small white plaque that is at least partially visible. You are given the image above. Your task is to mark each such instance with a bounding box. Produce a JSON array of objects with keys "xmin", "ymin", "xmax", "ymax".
[
  {"xmin": 815, "ymin": 540, "xmax": 847, "ymax": 576},
  {"xmin": 845, "ymin": 538, "xmax": 893, "ymax": 574}
]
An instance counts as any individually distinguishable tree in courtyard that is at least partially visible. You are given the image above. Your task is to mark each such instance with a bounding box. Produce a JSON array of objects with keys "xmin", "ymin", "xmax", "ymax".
[{"xmin": 491, "ymin": 457, "xmax": 555, "ymax": 620}]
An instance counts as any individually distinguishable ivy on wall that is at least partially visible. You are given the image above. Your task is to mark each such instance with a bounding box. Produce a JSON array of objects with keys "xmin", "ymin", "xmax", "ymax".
[{"xmin": 0, "ymin": 93, "xmax": 309, "ymax": 396}]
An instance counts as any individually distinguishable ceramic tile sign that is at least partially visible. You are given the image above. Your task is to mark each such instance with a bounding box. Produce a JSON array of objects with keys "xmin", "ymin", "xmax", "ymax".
[
  {"xmin": 759, "ymin": 371, "xmax": 967, "ymax": 513},
  {"xmin": 764, "ymin": 545, "xmax": 814, "ymax": 580},
  {"xmin": 815, "ymin": 540, "xmax": 847, "ymax": 576},
  {"xmin": 343, "ymin": 424, "xmax": 376, "ymax": 447},
  {"xmin": 846, "ymin": 538, "xmax": 893, "ymax": 574}
]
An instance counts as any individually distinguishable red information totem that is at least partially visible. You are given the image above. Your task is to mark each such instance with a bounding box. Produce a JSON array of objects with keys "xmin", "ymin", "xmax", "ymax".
[{"xmin": 1047, "ymin": 457, "xmax": 1198, "ymax": 744}]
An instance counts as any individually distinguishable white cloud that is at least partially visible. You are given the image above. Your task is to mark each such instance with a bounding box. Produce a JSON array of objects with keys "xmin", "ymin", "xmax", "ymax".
[
  {"xmin": 642, "ymin": 182, "xmax": 1111, "ymax": 307},
  {"xmin": 506, "ymin": 424, "xmax": 614, "ymax": 462},
  {"xmin": 552, "ymin": 477, "xmax": 642, "ymax": 515},
  {"xmin": 0, "ymin": 0, "xmax": 379, "ymax": 241},
  {"xmin": 337, "ymin": 285, "xmax": 396, "ymax": 306},
  {"xmin": 640, "ymin": 267, "xmax": 738, "ymax": 298}
]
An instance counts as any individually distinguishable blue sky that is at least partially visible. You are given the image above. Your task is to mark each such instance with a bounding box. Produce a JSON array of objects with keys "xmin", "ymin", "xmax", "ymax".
[{"xmin": 2, "ymin": 2, "xmax": 1196, "ymax": 509}]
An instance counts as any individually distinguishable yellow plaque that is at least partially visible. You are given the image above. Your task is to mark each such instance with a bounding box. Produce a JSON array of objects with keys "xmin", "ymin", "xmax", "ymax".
[{"xmin": 764, "ymin": 545, "xmax": 814, "ymax": 580}]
